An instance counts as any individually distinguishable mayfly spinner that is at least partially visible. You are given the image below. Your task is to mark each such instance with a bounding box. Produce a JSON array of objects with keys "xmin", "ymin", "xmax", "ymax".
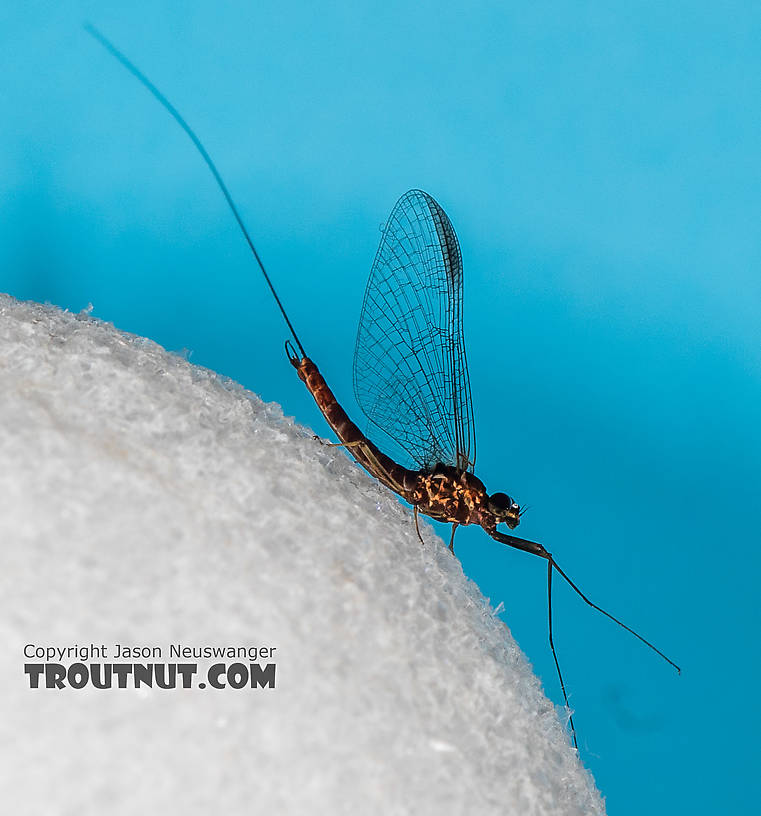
[{"xmin": 86, "ymin": 25, "xmax": 680, "ymax": 748}]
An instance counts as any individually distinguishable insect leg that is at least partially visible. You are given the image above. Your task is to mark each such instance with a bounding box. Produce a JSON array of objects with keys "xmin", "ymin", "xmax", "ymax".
[
  {"xmin": 547, "ymin": 559, "xmax": 578, "ymax": 749},
  {"xmin": 309, "ymin": 435, "xmax": 366, "ymax": 449},
  {"xmin": 489, "ymin": 529, "xmax": 549, "ymax": 557},
  {"xmin": 317, "ymin": 437, "xmax": 408, "ymax": 493},
  {"xmin": 449, "ymin": 524, "xmax": 459, "ymax": 555},
  {"xmin": 351, "ymin": 443, "xmax": 408, "ymax": 495},
  {"xmin": 413, "ymin": 506, "xmax": 425, "ymax": 547},
  {"xmin": 550, "ymin": 558, "xmax": 681, "ymax": 673},
  {"xmin": 491, "ymin": 529, "xmax": 579, "ymax": 745},
  {"xmin": 491, "ymin": 530, "xmax": 681, "ymax": 668}
]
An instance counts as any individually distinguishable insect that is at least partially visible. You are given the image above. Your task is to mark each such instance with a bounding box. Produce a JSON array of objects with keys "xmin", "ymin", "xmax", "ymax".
[{"xmin": 86, "ymin": 25, "xmax": 680, "ymax": 749}]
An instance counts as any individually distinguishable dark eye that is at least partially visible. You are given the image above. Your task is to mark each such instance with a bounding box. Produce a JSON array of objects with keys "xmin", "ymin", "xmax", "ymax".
[{"xmin": 488, "ymin": 492, "xmax": 512, "ymax": 514}]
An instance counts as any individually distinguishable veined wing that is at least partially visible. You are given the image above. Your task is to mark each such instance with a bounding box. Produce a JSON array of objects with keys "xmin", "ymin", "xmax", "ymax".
[{"xmin": 353, "ymin": 189, "xmax": 476, "ymax": 472}]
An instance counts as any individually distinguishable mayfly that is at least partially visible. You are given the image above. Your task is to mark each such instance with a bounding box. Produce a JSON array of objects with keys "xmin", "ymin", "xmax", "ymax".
[{"xmin": 86, "ymin": 25, "xmax": 680, "ymax": 748}]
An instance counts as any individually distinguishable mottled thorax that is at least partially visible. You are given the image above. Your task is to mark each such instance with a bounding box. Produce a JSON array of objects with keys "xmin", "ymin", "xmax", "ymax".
[{"xmin": 410, "ymin": 465, "xmax": 488, "ymax": 526}]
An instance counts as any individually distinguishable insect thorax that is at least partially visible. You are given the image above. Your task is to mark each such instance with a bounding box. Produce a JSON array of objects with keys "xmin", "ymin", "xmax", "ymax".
[{"xmin": 412, "ymin": 465, "xmax": 487, "ymax": 526}]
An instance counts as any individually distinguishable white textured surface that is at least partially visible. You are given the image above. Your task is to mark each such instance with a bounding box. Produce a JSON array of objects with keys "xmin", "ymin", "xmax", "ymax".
[{"xmin": 0, "ymin": 294, "xmax": 604, "ymax": 815}]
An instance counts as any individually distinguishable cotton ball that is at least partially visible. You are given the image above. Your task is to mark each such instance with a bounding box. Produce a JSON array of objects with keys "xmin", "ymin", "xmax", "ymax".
[{"xmin": 0, "ymin": 294, "xmax": 604, "ymax": 815}]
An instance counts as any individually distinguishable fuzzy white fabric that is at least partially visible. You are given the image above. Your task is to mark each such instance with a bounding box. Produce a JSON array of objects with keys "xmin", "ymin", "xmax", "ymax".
[{"xmin": 0, "ymin": 295, "xmax": 604, "ymax": 815}]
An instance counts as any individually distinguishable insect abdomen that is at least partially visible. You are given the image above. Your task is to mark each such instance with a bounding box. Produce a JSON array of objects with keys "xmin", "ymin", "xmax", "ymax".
[{"xmin": 293, "ymin": 356, "xmax": 418, "ymax": 497}]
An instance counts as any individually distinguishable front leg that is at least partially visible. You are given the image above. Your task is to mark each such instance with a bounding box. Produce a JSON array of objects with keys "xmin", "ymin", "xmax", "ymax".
[{"xmin": 489, "ymin": 528, "xmax": 550, "ymax": 559}]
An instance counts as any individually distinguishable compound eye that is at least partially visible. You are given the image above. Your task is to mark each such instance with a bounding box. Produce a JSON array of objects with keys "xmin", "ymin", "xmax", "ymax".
[{"xmin": 488, "ymin": 492, "xmax": 511, "ymax": 515}]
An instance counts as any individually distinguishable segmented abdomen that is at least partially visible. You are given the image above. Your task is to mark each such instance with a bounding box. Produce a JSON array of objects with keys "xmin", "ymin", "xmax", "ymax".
[{"xmin": 293, "ymin": 356, "xmax": 419, "ymax": 499}]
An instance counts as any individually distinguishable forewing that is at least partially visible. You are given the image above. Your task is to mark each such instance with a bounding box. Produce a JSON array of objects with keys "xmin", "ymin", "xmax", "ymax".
[{"xmin": 353, "ymin": 189, "xmax": 476, "ymax": 472}]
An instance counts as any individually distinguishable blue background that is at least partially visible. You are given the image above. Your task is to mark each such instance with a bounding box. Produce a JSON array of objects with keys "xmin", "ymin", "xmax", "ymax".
[{"xmin": 3, "ymin": 2, "xmax": 759, "ymax": 812}]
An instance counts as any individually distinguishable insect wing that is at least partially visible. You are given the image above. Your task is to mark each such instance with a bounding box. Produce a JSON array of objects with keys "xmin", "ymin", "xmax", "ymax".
[{"xmin": 353, "ymin": 189, "xmax": 476, "ymax": 472}]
